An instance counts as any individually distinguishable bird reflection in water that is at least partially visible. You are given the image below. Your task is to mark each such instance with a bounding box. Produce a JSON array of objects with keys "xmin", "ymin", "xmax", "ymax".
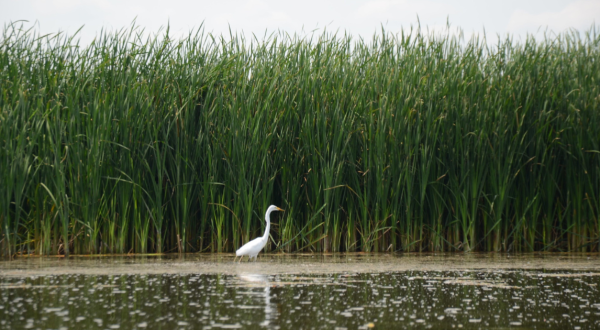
[{"xmin": 237, "ymin": 274, "xmax": 275, "ymax": 327}]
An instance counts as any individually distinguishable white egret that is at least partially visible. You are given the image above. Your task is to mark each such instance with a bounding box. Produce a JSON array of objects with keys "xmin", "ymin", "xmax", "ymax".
[{"xmin": 234, "ymin": 205, "xmax": 284, "ymax": 263}]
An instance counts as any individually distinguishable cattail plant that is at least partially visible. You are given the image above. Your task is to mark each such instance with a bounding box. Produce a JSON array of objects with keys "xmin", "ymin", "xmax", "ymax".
[{"xmin": 1, "ymin": 22, "xmax": 599, "ymax": 256}]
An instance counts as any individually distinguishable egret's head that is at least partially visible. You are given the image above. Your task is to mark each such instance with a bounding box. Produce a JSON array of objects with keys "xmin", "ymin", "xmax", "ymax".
[{"xmin": 267, "ymin": 205, "xmax": 285, "ymax": 213}]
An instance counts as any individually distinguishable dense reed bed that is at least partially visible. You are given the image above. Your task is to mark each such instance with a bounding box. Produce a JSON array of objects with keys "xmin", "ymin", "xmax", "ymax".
[{"xmin": 1, "ymin": 23, "xmax": 599, "ymax": 256}]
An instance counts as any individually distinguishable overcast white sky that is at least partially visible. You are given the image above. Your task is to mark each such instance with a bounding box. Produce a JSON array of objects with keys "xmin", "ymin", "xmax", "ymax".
[{"xmin": 1, "ymin": 0, "xmax": 599, "ymax": 44}]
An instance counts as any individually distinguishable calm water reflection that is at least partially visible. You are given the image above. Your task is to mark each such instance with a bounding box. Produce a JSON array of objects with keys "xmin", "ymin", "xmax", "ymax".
[{"xmin": 2, "ymin": 269, "xmax": 600, "ymax": 329}]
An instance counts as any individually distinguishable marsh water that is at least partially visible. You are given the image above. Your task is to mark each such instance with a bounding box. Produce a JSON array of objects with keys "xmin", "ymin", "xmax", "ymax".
[{"xmin": 2, "ymin": 254, "xmax": 600, "ymax": 329}]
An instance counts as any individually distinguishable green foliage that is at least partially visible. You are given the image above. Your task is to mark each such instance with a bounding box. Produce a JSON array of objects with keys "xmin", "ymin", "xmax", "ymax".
[{"xmin": 1, "ymin": 23, "xmax": 599, "ymax": 256}]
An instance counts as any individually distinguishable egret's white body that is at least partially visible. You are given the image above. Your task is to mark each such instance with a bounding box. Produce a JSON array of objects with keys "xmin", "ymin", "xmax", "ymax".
[{"xmin": 234, "ymin": 205, "xmax": 283, "ymax": 263}]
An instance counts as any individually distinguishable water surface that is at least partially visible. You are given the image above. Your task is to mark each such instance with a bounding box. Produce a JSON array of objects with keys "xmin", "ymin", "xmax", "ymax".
[{"xmin": 2, "ymin": 253, "xmax": 600, "ymax": 329}]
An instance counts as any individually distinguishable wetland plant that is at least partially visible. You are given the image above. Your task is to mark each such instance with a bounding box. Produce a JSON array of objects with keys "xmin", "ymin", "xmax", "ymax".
[{"xmin": 0, "ymin": 22, "xmax": 599, "ymax": 256}]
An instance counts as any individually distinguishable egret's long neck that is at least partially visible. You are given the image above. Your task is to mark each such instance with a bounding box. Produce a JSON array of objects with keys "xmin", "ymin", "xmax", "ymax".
[{"xmin": 262, "ymin": 209, "xmax": 271, "ymax": 242}]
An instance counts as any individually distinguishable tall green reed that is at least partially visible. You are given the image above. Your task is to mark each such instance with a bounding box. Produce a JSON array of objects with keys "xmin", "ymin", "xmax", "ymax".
[{"xmin": 1, "ymin": 22, "xmax": 599, "ymax": 256}]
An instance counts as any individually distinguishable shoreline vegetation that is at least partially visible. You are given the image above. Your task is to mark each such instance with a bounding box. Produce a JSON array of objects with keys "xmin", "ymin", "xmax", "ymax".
[{"xmin": 1, "ymin": 23, "xmax": 599, "ymax": 257}]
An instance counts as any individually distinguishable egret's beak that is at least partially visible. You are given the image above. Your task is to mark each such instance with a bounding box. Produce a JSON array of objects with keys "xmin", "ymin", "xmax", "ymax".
[{"xmin": 277, "ymin": 207, "xmax": 285, "ymax": 212}]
